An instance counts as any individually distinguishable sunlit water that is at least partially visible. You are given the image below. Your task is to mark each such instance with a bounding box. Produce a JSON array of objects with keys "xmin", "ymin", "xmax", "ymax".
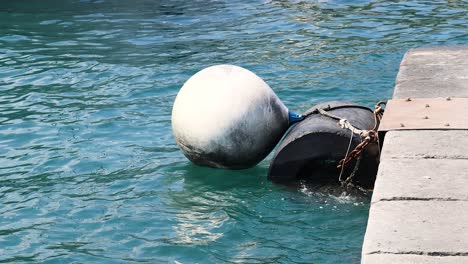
[{"xmin": 1, "ymin": 1, "xmax": 467, "ymax": 263}]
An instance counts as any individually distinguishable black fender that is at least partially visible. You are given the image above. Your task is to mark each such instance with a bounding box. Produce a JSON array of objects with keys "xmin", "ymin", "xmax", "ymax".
[{"xmin": 268, "ymin": 101, "xmax": 379, "ymax": 189}]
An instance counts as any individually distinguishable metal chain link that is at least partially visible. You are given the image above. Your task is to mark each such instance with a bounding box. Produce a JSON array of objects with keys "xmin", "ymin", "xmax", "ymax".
[
  {"xmin": 315, "ymin": 101, "xmax": 386, "ymax": 190},
  {"xmin": 337, "ymin": 101, "xmax": 386, "ymax": 170}
]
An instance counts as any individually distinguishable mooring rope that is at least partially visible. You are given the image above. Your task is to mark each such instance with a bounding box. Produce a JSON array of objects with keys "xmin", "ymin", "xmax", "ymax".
[
  {"xmin": 338, "ymin": 128, "xmax": 355, "ymax": 183},
  {"xmin": 338, "ymin": 119, "xmax": 364, "ymax": 135},
  {"xmin": 316, "ymin": 101, "xmax": 386, "ymax": 190}
]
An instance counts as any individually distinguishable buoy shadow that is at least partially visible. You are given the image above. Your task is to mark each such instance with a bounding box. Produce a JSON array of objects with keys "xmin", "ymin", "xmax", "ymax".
[{"xmin": 173, "ymin": 163, "xmax": 268, "ymax": 190}]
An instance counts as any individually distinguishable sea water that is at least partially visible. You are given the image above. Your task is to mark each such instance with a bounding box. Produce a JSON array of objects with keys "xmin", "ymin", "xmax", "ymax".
[{"xmin": 1, "ymin": 1, "xmax": 467, "ymax": 263}]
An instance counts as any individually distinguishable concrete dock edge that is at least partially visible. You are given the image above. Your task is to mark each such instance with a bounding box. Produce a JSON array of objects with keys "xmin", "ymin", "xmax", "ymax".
[{"xmin": 361, "ymin": 46, "xmax": 468, "ymax": 264}]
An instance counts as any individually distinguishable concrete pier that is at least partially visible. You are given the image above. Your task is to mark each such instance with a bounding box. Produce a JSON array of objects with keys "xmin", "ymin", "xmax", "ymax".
[{"xmin": 361, "ymin": 46, "xmax": 468, "ymax": 263}]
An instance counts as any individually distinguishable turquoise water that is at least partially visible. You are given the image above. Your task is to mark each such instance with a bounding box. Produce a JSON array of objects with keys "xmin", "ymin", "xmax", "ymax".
[{"xmin": 1, "ymin": 1, "xmax": 467, "ymax": 263}]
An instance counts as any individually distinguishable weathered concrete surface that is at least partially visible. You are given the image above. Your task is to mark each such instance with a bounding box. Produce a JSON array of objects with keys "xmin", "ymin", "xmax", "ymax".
[
  {"xmin": 395, "ymin": 79, "xmax": 468, "ymax": 99},
  {"xmin": 397, "ymin": 64, "xmax": 468, "ymax": 83},
  {"xmin": 395, "ymin": 47, "xmax": 468, "ymax": 99},
  {"xmin": 401, "ymin": 46, "xmax": 468, "ymax": 66},
  {"xmin": 381, "ymin": 130, "xmax": 468, "ymax": 160},
  {"xmin": 363, "ymin": 201, "xmax": 468, "ymax": 254},
  {"xmin": 362, "ymin": 46, "xmax": 468, "ymax": 263},
  {"xmin": 372, "ymin": 159, "xmax": 468, "ymax": 202}
]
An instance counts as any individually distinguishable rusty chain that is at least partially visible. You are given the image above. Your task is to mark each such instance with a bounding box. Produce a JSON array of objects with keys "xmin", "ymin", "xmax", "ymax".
[
  {"xmin": 337, "ymin": 101, "xmax": 386, "ymax": 170},
  {"xmin": 337, "ymin": 130, "xmax": 378, "ymax": 169},
  {"xmin": 315, "ymin": 101, "xmax": 386, "ymax": 191}
]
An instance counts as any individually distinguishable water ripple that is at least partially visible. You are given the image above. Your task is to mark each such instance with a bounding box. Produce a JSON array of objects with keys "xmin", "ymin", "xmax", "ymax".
[{"xmin": 0, "ymin": 0, "xmax": 467, "ymax": 263}]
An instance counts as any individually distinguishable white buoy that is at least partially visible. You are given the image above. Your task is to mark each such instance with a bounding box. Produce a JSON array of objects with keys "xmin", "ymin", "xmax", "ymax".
[{"xmin": 172, "ymin": 65, "xmax": 291, "ymax": 169}]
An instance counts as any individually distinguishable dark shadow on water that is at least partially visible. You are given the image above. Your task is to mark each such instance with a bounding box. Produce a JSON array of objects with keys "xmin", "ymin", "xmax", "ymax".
[
  {"xmin": 170, "ymin": 162, "xmax": 371, "ymax": 205},
  {"xmin": 172, "ymin": 163, "xmax": 268, "ymax": 190},
  {"xmin": 269, "ymin": 158, "xmax": 372, "ymax": 202}
]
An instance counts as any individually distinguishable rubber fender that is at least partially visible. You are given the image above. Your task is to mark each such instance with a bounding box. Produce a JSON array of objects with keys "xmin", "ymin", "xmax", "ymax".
[{"xmin": 268, "ymin": 101, "xmax": 379, "ymax": 189}]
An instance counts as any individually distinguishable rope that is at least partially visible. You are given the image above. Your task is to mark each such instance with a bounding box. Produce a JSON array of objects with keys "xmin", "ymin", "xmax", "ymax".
[
  {"xmin": 315, "ymin": 101, "xmax": 387, "ymax": 191},
  {"xmin": 342, "ymin": 156, "xmax": 369, "ymax": 194},
  {"xmin": 338, "ymin": 128, "xmax": 355, "ymax": 183},
  {"xmin": 316, "ymin": 108, "xmax": 343, "ymax": 121},
  {"xmin": 338, "ymin": 119, "xmax": 364, "ymax": 135},
  {"xmin": 316, "ymin": 108, "xmax": 365, "ymax": 135},
  {"xmin": 336, "ymin": 101, "xmax": 385, "ymax": 170},
  {"xmin": 302, "ymin": 104, "xmax": 374, "ymax": 119}
]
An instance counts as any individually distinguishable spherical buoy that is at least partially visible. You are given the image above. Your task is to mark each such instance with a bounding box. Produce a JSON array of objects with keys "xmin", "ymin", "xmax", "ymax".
[{"xmin": 172, "ymin": 65, "xmax": 290, "ymax": 169}]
